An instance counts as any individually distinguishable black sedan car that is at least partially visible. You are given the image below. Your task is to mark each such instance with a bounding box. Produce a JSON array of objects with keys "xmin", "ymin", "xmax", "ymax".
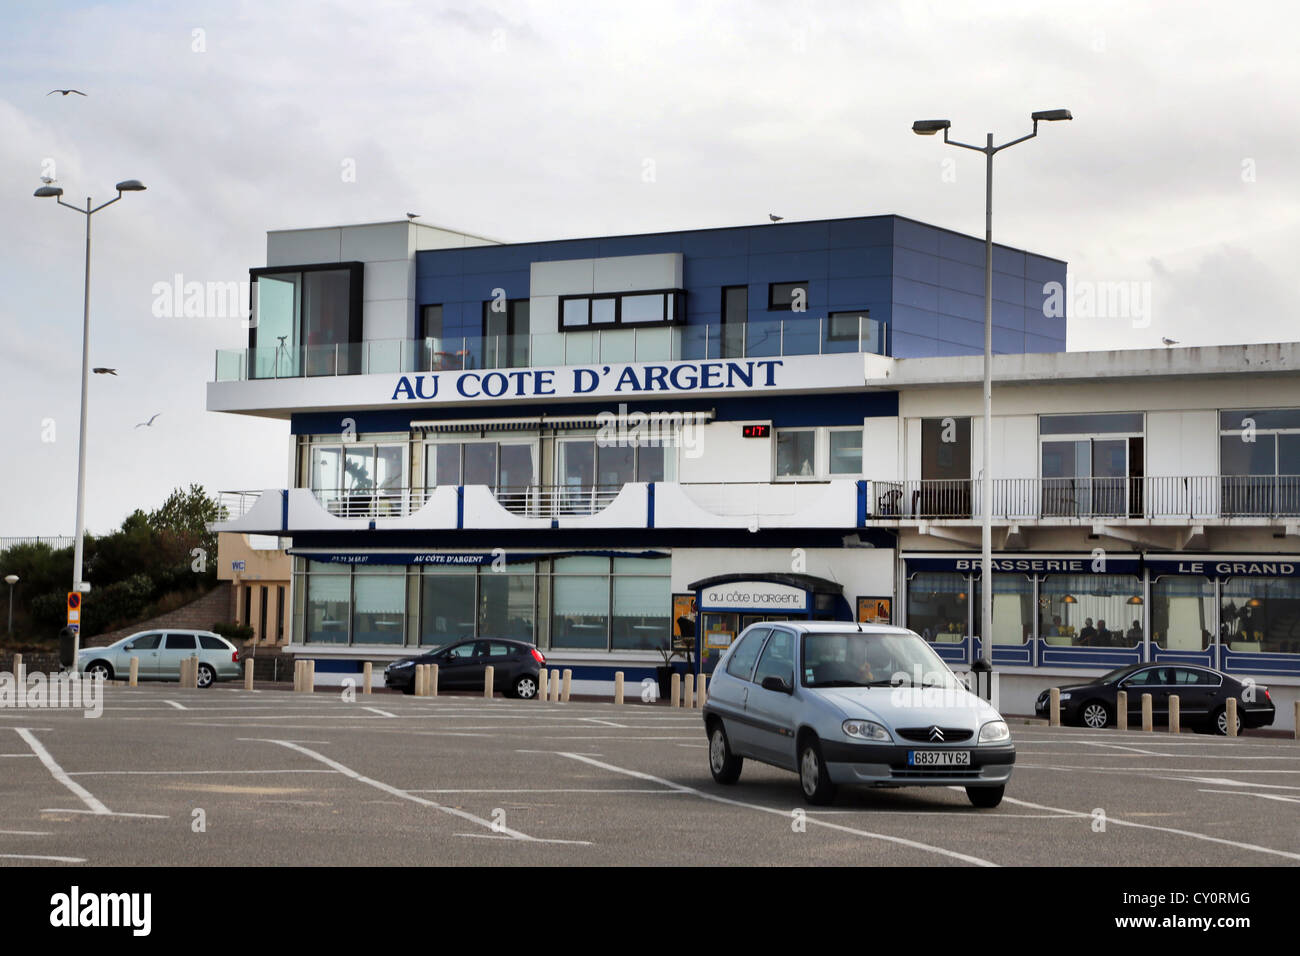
[
  {"xmin": 1035, "ymin": 662, "xmax": 1275, "ymax": 735},
  {"xmin": 385, "ymin": 639, "xmax": 545, "ymax": 699}
]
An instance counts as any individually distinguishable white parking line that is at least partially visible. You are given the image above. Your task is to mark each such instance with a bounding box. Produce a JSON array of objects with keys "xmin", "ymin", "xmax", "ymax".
[
  {"xmin": 0, "ymin": 854, "xmax": 85, "ymax": 863},
  {"xmin": 0, "ymin": 830, "xmax": 51, "ymax": 835},
  {"xmin": 407, "ymin": 788, "xmax": 683, "ymax": 794},
  {"xmin": 255, "ymin": 738, "xmax": 591, "ymax": 846},
  {"xmin": 554, "ymin": 752, "xmax": 998, "ymax": 867},
  {"xmin": 66, "ymin": 769, "xmax": 336, "ymax": 776},
  {"xmin": 363, "ymin": 707, "xmax": 397, "ymax": 718},
  {"xmin": 162, "ymin": 700, "xmax": 187, "ymax": 710},
  {"xmin": 14, "ymin": 728, "xmax": 110, "ymax": 815},
  {"xmin": 999, "ymin": 794, "xmax": 1300, "ymax": 861},
  {"xmin": 1197, "ymin": 789, "xmax": 1300, "ymax": 804}
]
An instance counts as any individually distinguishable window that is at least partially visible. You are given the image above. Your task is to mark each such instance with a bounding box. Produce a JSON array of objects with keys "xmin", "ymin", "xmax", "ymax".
[
  {"xmin": 916, "ymin": 417, "xmax": 972, "ymax": 518},
  {"xmin": 1039, "ymin": 413, "xmax": 1144, "ymax": 517},
  {"xmin": 199, "ymin": 635, "xmax": 229, "ymax": 651},
  {"xmin": 1038, "ymin": 574, "xmax": 1144, "ymax": 648},
  {"xmin": 768, "ymin": 281, "xmax": 808, "ymax": 311},
  {"xmin": 558, "ymin": 291, "xmax": 685, "ymax": 329},
  {"xmin": 482, "ymin": 299, "xmax": 530, "ymax": 368},
  {"xmin": 259, "ymin": 586, "xmax": 268, "ymax": 642},
  {"xmin": 127, "ymin": 634, "xmax": 162, "ymax": 650},
  {"xmin": 1220, "ymin": 576, "xmax": 1300, "ymax": 654},
  {"xmin": 304, "ymin": 565, "xmax": 350, "ymax": 644},
  {"xmin": 972, "ymin": 574, "xmax": 1034, "ymax": 645},
  {"xmin": 1219, "ymin": 409, "xmax": 1300, "ymax": 515},
  {"xmin": 612, "ymin": 557, "xmax": 671, "ymax": 651},
  {"xmin": 906, "ymin": 572, "xmax": 968, "ymax": 643},
  {"xmin": 420, "ymin": 566, "xmax": 476, "ymax": 647},
  {"xmin": 276, "ymin": 586, "xmax": 285, "ymax": 641},
  {"xmin": 550, "ymin": 556, "xmax": 669, "ymax": 651},
  {"xmin": 776, "ymin": 429, "xmax": 816, "ymax": 478},
  {"xmin": 478, "ymin": 567, "xmax": 535, "ymax": 642},
  {"xmin": 827, "ymin": 310, "xmax": 868, "ymax": 342},
  {"xmin": 557, "ymin": 437, "xmax": 673, "ymax": 509},
  {"xmin": 753, "ymin": 629, "xmax": 795, "ymax": 687},
  {"xmin": 721, "ymin": 286, "xmax": 748, "ymax": 358},
  {"xmin": 551, "ymin": 556, "xmax": 610, "ymax": 649},
  {"xmin": 351, "ymin": 568, "xmax": 405, "ymax": 645},
  {"xmin": 249, "ymin": 263, "xmax": 362, "ymax": 378},
  {"xmin": 418, "ymin": 305, "xmax": 444, "ymax": 369},
  {"xmin": 1151, "ymin": 576, "xmax": 1212, "ymax": 650},
  {"xmin": 242, "ymin": 586, "xmax": 251, "ymax": 626},
  {"xmin": 165, "ymin": 634, "xmax": 197, "ymax": 650},
  {"xmin": 828, "ymin": 429, "xmax": 863, "ymax": 476},
  {"xmin": 310, "ymin": 440, "xmax": 406, "ymax": 517},
  {"xmin": 726, "ymin": 628, "xmax": 770, "ymax": 681}
]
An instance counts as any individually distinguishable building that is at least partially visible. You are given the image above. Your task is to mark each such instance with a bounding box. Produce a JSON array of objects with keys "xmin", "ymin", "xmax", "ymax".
[
  {"xmin": 207, "ymin": 215, "xmax": 1300, "ymax": 729},
  {"xmin": 215, "ymin": 532, "xmax": 291, "ymax": 645}
]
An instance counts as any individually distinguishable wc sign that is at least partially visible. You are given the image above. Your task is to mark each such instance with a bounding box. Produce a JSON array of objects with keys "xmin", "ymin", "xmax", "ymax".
[{"xmin": 66, "ymin": 592, "xmax": 81, "ymax": 627}]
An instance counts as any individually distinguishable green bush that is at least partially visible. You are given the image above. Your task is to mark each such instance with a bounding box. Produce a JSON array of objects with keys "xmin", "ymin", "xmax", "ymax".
[{"xmin": 211, "ymin": 621, "xmax": 254, "ymax": 642}]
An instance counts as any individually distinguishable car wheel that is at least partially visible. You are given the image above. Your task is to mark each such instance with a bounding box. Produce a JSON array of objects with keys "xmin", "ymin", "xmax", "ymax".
[
  {"xmin": 196, "ymin": 664, "xmax": 215, "ymax": 689},
  {"xmin": 707, "ymin": 721, "xmax": 743, "ymax": 785},
  {"xmin": 1211, "ymin": 706, "xmax": 1241, "ymax": 736},
  {"xmin": 1080, "ymin": 700, "xmax": 1112, "ymax": 729},
  {"xmin": 514, "ymin": 675, "xmax": 538, "ymax": 700},
  {"xmin": 798, "ymin": 735, "xmax": 836, "ymax": 805},
  {"xmin": 967, "ymin": 784, "xmax": 1005, "ymax": 808},
  {"xmin": 85, "ymin": 661, "xmax": 113, "ymax": 681}
]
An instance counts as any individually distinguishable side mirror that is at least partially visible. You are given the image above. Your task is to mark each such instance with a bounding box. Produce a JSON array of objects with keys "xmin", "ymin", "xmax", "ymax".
[{"xmin": 761, "ymin": 675, "xmax": 792, "ymax": 694}]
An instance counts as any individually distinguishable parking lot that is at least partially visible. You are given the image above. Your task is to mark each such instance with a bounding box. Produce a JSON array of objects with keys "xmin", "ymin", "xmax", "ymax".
[{"xmin": 1, "ymin": 685, "xmax": 1297, "ymax": 867}]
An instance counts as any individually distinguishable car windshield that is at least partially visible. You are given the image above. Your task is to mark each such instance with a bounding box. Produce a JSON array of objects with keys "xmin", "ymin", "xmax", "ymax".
[{"xmin": 801, "ymin": 631, "xmax": 961, "ymax": 689}]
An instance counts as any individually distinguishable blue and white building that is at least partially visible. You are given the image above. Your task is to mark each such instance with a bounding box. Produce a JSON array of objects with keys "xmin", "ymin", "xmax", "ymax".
[{"xmin": 208, "ymin": 215, "xmax": 1300, "ymax": 728}]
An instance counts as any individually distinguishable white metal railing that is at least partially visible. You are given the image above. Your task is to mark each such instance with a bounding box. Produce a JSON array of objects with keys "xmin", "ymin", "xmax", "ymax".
[
  {"xmin": 868, "ymin": 476, "xmax": 1300, "ymax": 520},
  {"xmin": 215, "ymin": 490, "xmax": 264, "ymax": 520},
  {"xmin": 308, "ymin": 484, "xmax": 626, "ymax": 519},
  {"xmin": 212, "ymin": 315, "xmax": 888, "ymax": 382}
]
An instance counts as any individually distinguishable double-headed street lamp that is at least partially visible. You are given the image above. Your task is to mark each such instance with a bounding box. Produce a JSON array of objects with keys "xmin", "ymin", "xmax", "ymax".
[
  {"xmin": 911, "ymin": 110, "xmax": 1071, "ymax": 681},
  {"xmin": 34, "ymin": 178, "xmax": 147, "ymax": 659}
]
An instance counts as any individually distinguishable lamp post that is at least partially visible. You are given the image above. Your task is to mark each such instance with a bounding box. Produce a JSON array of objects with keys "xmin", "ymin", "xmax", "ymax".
[
  {"xmin": 911, "ymin": 111, "xmax": 1071, "ymax": 680},
  {"xmin": 4, "ymin": 574, "xmax": 17, "ymax": 637},
  {"xmin": 34, "ymin": 178, "xmax": 147, "ymax": 659}
]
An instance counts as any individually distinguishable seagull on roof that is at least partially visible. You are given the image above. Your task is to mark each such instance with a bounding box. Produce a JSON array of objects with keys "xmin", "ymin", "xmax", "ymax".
[
  {"xmin": 92, "ymin": 367, "xmax": 117, "ymax": 375},
  {"xmin": 768, "ymin": 213, "xmax": 784, "ymax": 223},
  {"xmin": 135, "ymin": 413, "xmax": 161, "ymax": 428},
  {"xmin": 40, "ymin": 176, "xmax": 56, "ymax": 184},
  {"xmin": 47, "ymin": 89, "xmax": 87, "ymax": 96},
  {"xmin": 1161, "ymin": 337, "xmax": 1179, "ymax": 346},
  {"xmin": 407, "ymin": 213, "xmax": 420, "ymax": 220}
]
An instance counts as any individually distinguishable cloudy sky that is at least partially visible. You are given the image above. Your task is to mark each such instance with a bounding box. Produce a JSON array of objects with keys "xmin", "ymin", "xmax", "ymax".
[{"xmin": 2, "ymin": 0, "xmax": 1298, "ymax": 538}]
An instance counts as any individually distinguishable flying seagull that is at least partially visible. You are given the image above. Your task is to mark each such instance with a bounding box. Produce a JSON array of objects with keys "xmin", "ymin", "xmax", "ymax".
[
  {"xmin": 92, "ymin": 367, "xmax": 117, "ymax": 375},
  {"xmin": 40, "ymin": 176, "xmax": 56, "ymax": 185},
  {"xmin": 47, "ymin": 89, "xmax": 87, "ymax": 96},
  {"xmin": 768, "ymin": 213, "xmax": 784, "ymax": 223},
  {"xmin": 1161, "ymin": 337, "xmax": 1179, "ymax": 346},
  {"xmin": 135, "ymin": 413, "xmax": 161, "ymax": 428}
]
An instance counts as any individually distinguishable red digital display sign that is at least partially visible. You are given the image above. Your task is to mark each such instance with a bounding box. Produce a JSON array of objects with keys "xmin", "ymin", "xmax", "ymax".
[{"xmin": 742, "ymin": 424, "xmax": 771, "ymax": 438}]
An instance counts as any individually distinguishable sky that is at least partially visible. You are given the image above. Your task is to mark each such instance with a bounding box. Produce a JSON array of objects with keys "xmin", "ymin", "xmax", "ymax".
[{"xmin": 2, "ymin": 0, "xmax": 1298, "ymax": 538}]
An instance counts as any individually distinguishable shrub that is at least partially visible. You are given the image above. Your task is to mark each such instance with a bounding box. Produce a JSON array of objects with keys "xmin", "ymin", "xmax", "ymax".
[{"xmin": 211, "ymin": 621, "xmax": 254, "ymax": 642}]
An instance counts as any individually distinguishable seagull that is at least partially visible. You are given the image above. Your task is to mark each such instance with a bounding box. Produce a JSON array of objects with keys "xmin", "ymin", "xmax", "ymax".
[
  {"xmin": 135, "ymin": 413, "xmax": 161, "ymax": 428},
  {"xmin": 47, "ymin": 89, "xmax": 87, "ymax": 96},
  {"xmin": 92, "ymin": 367, "xmax": 117, "ymax": 375},
  {"xmin": 1161, "ymin": 337, "xmax": 1179, "ymax": 347},
  {"xmin": 768, "ymin": 213, "xmax": 784, "ymax": 223},
  {"xmin": 406, "ymin": 213, "xmax": 420, "ymax": 220}
]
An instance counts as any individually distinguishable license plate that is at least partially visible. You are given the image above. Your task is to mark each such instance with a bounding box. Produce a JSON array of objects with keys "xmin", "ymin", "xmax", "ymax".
[{"xmin": 907, "ymin": 750, "xmax": 971, "ymax": 767}]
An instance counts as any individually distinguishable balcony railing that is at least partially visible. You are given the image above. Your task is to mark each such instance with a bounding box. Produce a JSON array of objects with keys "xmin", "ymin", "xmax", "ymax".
[
  {"xmin": 311, "ymin": 484, "xmax": 627, "ymax": 519},
  {"xmin": 212, "ymin": 315, "xmax": 887, "ymax": 382},
  {"xmin": 869, "ymin": 476, "xmax": 1300, "ymax": 520}
]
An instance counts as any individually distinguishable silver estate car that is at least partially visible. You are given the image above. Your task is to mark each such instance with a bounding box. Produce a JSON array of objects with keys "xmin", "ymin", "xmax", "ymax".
[
  {"xmin": 703, "ymin": 622, "xmax": 1015, "ymax": 807},
  {"xmin": 76, "ymin": 630, "xmax": 242, "ymax": 688}
]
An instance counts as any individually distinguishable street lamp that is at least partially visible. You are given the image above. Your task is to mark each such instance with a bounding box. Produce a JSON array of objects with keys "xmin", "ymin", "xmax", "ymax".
[
  {"xmin": 912, "ymin": 110, "xmax": 1071, "ymax": 681},
  {"xmin": 34, "ymin": 178, "xmax": 147, "ymax": 659},
  {"xmin": 4, "ymin": 575, "xmax": 17, "ymax": 637}
]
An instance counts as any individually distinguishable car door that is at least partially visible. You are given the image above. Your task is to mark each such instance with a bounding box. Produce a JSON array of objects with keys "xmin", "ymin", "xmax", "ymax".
[
  {"xmin": 481, "ymin": 641, "xmax": 516, "ymax": 687},
  {"xmin": 711, "ymin": 627, "xmax": 770, "ymax": 757},
  {"xmin": 1121, "ymin": 666, "xmax": 1171, "ymax": 721},
  {"xmin": 1171, "ymin": 667, "xmax": 1216, "ymax": 718},
  {"xmin": 436, "ymin": 641, "xmax": 481, "ymax": 688},
  {"xmin": 744, "ymin": 627, "xmax": 799, "ymax": 769},
  {"xmin": 158, "ymin": 633, "xmax": 198, "ymax": 681},
  {"xmin": 119, "ymin": 632, "xmax": 163, "ymax": 678}
]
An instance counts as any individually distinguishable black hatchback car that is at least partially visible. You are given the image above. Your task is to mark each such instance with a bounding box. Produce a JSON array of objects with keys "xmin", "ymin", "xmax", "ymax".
[
  {"xmin": 385, "ymin": 639, "xmax": 545, "ymax": 699},
  {"xmin": 1035, "ymin": 662, "xmax": 1275, "ymax": 735}
]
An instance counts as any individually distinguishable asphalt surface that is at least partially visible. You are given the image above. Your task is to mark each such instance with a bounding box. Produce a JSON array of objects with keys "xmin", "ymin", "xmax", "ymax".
[{"xmin": 0, "ymin": 684, "xmax": 1297, "ymax": 867}]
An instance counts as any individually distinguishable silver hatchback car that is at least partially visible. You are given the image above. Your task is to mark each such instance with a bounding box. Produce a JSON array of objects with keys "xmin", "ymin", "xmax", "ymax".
[
  {"xmin": 76, "ymin": 629, "xmax": 242, "ymax": 688},
  {"xmin": 703, "ymin": 622, "xmax": 1015, "ymax": 807}
]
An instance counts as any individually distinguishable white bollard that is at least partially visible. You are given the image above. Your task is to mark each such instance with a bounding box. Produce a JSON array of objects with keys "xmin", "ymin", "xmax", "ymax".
[
  {"xmin": 1141, "ymin": 693, "xmax": 1153, "ymax": 732},
  {"xmin": 670, "ymin": 673, "xmax": 681, "ymax": 708},
  {"xmin": 683, "ymin": 673, "xmax": 695, "ymax": 710},
  {"xmin": 561, "ymin": 669, "xmax": 572, "ymax": 703},
  {"xmin": 129, "ymin": 656, "xmax": 139, "ymax": 687},
  {"xmin": 244, "ymin": 658, "xmax": 254, "ymax": 691},
  {"xmin": 538, "ymin": 668, "xmax": 549, "ymax": 701},
  {"xmin": 363, "ymin": 661, "xmax": 372, "ymax": 695},
  {"xmin": 415, "ymin": 664, "xmax": 426, "ymax": 697},
  {"xmin": 1049, "ymin": 687, "xmax": 1060, "ymax": 727},
  {"xmin": 305, "ymin": 659, "xmax": 315, "ymax": 694},
  {"xmin": 614, "ymin": 671, "xmax": 624, "ymax": 706},
  {"xmin": 484, "ymin": 665, "xmax": 494, "ymax": 699},
  {"xmin": 697, "ymin": 673, "xmax": 707, "ymax": 709},
  {"xmin": 1117, "ymin": 691, "xmax": 1128, "ymax": 730},
  {"xmin": 1226, "ymin": 697, "xmax": 1238, "ymax": 737},
  {"xmin": 551, "ymin": 670, "xmax": 561, "ymax": 702},
  {"xmin": 429, "ymin": 663, "xmax": 438, "ymax": 698},
  {"xmin": 1169, "ymin": 694, "xmax": 1181, "ymax": 734}
]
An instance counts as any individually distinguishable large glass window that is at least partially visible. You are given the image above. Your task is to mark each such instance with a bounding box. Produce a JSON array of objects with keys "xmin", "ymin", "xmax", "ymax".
[
  {"xmin": 559, "ymin": 291, "xmax": 684, "ymax": 329},
  {"xmin": 482, "ymin": 299, "xmax": 530, "ymax": 368},
  {"xmin": 1038, "ymin": 574, "xmax": 1143, "ymax": 647},
  {"xmin": 1220, "ymin": 409, "xmax": 1300, "ymax": 515},
  {"xmin": 906, "ymin": 572, "xmax": 968, "ymax": 643},
  {"xmin": 1151, "ymin": 576, "xmax": 1213, "ymax": 650},
  {"xmin": 973, "ymin": 574, "xmax": 1033, "ymax": 645},
  {"xmin": 611, "ymin": 557, "xmax": 670, "ymax": 651},
  {"xmin": 351, "ymin": 568, "xmax": 405, "ymax": 645},
  {"xmin": 251, "ymin": 265, "xmax": 360, "ymax": 378},
  {"xmin": 552, "ymin": 556, "xmax": 610, "ymax": 649},
  {"xmin": 919, "ymin": 417, "xmax": 972, "ymax": 518},
  {"xmin": 721, "ymin": 286, "xmax": 747, "ymax": 358},
  {"xmin": 304, "ymin": 565, "xmax": 350, "ymax": 644},
  {"xmin": 558, "ymin": 437, "xmax": 667, "ymax": 511},
  {"xmin": 1040, "ymin": 414, "xmax": 1144, "ymax": 517},
  {"xmin": 479, "ymin": 568, "xmax": 535, "ymax": 642},
  {"xmin": 776, "ymin": 429, "xmax": 816, "ymax": 478},
  {"xmin": 310, "ymin": 441, "xmax": 405, "ymax": 516},
  {"xmin": 753, "ymin": 629, "xmax": 795, "ymax": 687},
  {"xmin": 768, "ymin": 281, "xmax": 807, "ymax": 311},
  {"xmin": 425, "ymin": 440, "xmax": 538, "ymax": 500},
  {"xmin": 1220, "ymin": 576, "xmax": 1300, "ymax": 654},
  {"xmin": 828, "ymin": 429, "xmax": 863, "ymax": 476},
  {"xmin": 420, "ymin": 567, "xmax": 477, "ymax": 647}
]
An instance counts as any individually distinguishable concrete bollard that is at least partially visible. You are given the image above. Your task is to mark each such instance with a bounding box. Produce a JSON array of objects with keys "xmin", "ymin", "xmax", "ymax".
[
  {"xmin": 1049, "ymin": 687, "xmax": 1060, "ymax": 727},
  {"xmin": 614, "ymin": 671, "xmax": 624, "ymax": 705},
  {"xmin": 1226, "ymin": 697, "xmax": 1238, "ymax": 737},
  {"xmin": 129, "ymin": 656, "xmax": 139, "ymax": 687},
  {"xmin": 561, "ymin": 669, "xmax": 572, "ymax": 703},
  {"xmin": 11, "ymin": 653, "xmax": 20, "ymax": 679},
  {"xmin": 484, "ymin": 665, "xmax": 494, "ymax": 699},
  {"xmin": 305, "ymin": 659, "xmax": 315, "ymax": 694},
  {"xmin": 670, "ymin": 672, "xmax": 681, "ymax": 708},
  {"xmin": 697, "ymin": 673, "xmax": 707, "ymax": 708},
  {"xmin": 429, "ymin": 663, "xmax": 438, "ymax": 698},
  {"xmin": 362, "ymin": 661, "xmax": 372, "ymax": 695},
  {"xmin": 244, "ymin": 658, "xmax": 254, "ymax": 691},
  {"xmin": 1141, "ymin": 693, "xmax": 1153, "ymax": 732},
  {"xmin": 1117, "ymin": 691, "xmax": 1128, "ymax": 730},
  {"xmin": 1169, "ymin": 694, "xmax": 1181, "ymax": 733},
  {"xmin": 683, "ymin": 673, "xmax": 695, "ymax": 710},
  {"xmin": 538, "ymin": 668, "xmax": 549, "ymax": 701},
  {"xmin": 415, "ymin": 664, "xmax": 426, "ymax": 697},
  {"xmin": 551, "ymin": 669, "xmax": 562, "ymax": 702},
  {"xmin": 1294, "ymin": 701, "xmax": 1299, "ymax": 741},
  {"xmin": 293, "ymin": 659, "xmax": 301, "ymax": 693}
]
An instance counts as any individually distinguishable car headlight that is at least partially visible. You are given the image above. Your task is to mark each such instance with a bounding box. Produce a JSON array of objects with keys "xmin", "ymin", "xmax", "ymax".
[
  {"xmin": 978, "ymin": 720, "xmax": 1010, "ymax": 743},
  {"xmin": 1058, "ymin": 692, "xmax": 1071, "ymax": 701},
  {"xmin": 842, "ymin": 719, "xmax": 891, "ymax": 742}
]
